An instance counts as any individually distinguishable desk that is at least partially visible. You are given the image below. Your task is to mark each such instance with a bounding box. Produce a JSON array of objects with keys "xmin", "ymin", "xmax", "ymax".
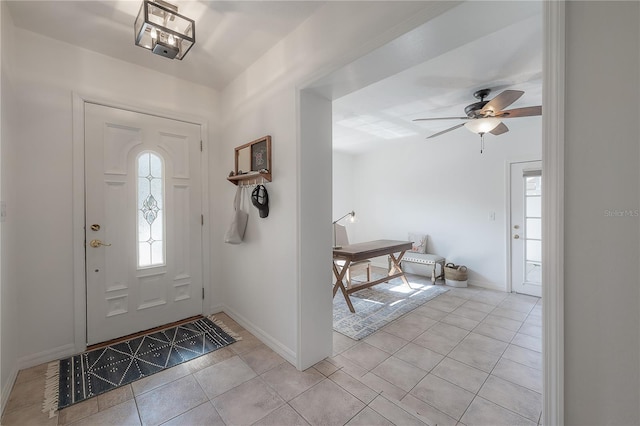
[{"xmin": 333, "ymin": 240, "xmax": 413, "ymax": 313}]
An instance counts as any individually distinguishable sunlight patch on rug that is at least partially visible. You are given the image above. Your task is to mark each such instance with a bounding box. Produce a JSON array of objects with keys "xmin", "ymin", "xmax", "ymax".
[{"xmin": 333, "ymin": 274, "xmax": 448, "ymax": 340}]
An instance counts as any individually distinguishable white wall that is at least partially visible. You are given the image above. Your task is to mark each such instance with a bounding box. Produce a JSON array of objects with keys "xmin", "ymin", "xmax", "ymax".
[
  {"xmin": 0, "ymin": 1, "xmax": 21, "ymax": 409},
  {"xmin": 298, "ymin": 89, "xmax": 334, "ymax": 369},
  {"xmin": 335, "ymin": 118, "xmax": 541, "ymax": 290},
  {"xmin": 564, "ymin": 2, "xmax": 639, "ymax": 424},
  {"xmin": 332, "ymin": 151, "xmax": 358, "ymax": 250},
  {"xmin": 332, "ymin": 151, "xmax": 355, "ymax": 222},
  {"xmin": 216, "ymin": 2, "xmax": 454, "ymax": 367},
  {"xmin": 4, "ymin": 28, "xmax": 218, "ymax": 371}
]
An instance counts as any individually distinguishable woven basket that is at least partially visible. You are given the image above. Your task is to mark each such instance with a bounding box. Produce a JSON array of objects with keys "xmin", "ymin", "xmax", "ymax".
[{"xmin": 444, "ymin": 263, "xmax": 468, "ymax": 281}]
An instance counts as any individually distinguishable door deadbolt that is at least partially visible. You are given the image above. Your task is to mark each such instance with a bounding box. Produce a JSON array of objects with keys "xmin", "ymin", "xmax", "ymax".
[
  {"xmin": 90, "ymin": 224, "xmax": 101, "ymax": 231},
  {"xmin": 513, "ymin": 225, "xmax": 520, "ymax": 229}
]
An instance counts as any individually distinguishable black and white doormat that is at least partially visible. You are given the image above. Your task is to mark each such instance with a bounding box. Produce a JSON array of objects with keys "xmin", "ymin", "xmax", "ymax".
[{"xmin": 43, "ymin": 316, "xmax": 239, "ymax": 416}]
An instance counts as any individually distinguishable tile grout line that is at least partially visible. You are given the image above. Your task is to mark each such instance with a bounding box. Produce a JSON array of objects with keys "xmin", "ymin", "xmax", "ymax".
[
  {"xmin": 11, "ymin": 286, "xmax": 541, "ymax": 426},
  {"xmin": 457, "ymin": 300, "xmax": 541, "ymax": 424},
  {"xmin": 358, "ymin": 298, "xmax": 497, "ymax": 423},
  {"xmin": 406, "ymin": 295, "xmax": 540, "ymax": 423}
]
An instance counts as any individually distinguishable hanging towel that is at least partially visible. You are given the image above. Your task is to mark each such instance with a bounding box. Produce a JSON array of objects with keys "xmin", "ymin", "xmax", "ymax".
[{"xmin": 224, "ymin": 186, "xmax": 248, "ymax": 244}]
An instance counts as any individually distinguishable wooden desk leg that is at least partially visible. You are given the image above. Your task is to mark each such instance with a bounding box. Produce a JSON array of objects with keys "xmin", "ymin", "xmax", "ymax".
[
  {"xmin": 389, "ymin": 251, "xmax": 412, "ymax": 289},
  {"xmin": 431, "ymin": 262, "xmax": 437, "ymax": 284},
  {"xmin": 333, "ymin": 260, "xmax": 355, "ymax": 313}
]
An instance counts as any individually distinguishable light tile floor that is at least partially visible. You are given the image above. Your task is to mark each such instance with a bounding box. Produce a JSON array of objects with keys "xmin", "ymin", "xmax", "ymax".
[{"xmin": 2, "ymin": 280, "xmax": 542, "ymax": 426}]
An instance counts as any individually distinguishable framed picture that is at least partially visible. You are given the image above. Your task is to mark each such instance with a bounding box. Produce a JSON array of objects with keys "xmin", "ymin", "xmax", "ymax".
[{"xmin": 251, "ymin": 139, "xmax": 268, "ymax": 171}]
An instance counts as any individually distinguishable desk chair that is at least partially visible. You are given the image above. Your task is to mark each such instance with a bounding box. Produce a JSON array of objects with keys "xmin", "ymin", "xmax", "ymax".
[{"xmin": 333, "ymin": 224, "xmax": 372, "ymax": 288}]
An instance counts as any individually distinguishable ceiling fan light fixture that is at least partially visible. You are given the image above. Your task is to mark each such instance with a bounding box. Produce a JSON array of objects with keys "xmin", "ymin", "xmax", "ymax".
[
  {"xmin": 134, "ymin": 0, "xmax": 195, "ymax": 60},
  {"xmin": 464, "ymin": 117, "xmax": 502, "ymax": 135}
]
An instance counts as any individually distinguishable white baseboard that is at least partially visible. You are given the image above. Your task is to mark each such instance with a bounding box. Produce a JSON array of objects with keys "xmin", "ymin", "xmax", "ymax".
[
  {"xmin": 2, "ymin": 343, "xmax": 88, "ymax": 415},
  {"xmin": 371, "ymin": 259, "xmax": 439, "ymax": 278},
  {"xmin": 1, "ymin": 366, "xmax": 19, "ymax": 415},
  {"xmin": 217, "ymin": 305, "xmax": 297, "ymax": 366},
  {"xmin": 467, "ymin": 279, "xmax": 506, "ymax": 292},
  {"xmin": 208, "ymin": 303, "xmax": 224, "ymax": 316},
  {"xmin": 17, "ymin": 343, "xmax": 77, "ymax": 371}
]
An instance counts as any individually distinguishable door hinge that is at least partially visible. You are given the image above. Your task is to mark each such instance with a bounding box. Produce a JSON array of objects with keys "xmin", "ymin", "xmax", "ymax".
[
  {"xmin": 202, "ymin": 288, "xmax": 205, "ymax": 299},
  {"xmin": 201, "ymin": 214, "xmax": 204, "ymax": 226},
  {"xmin": 200, "ymin": 140, "xmax": 203, "ymax": 152}
]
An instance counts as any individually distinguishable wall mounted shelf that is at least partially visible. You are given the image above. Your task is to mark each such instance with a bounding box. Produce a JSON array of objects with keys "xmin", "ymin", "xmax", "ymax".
[
  {"xmin": 227, "ymin": 135, "xmax": 272, "ymax": 186},
  {"xmin": 227, "ymin": 171, "xmax": 272, "ymax": 185}
]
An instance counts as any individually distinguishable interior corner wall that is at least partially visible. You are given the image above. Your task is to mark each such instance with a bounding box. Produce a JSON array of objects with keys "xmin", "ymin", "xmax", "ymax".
[
  {"xmin": 7, "ymin": 28, "xmax": 218, "ymax": 368},
  {"xmin": 336, "ymin": 118, "xmax": 541, "ymax": 290},
  {"xmin": 1, "ymin": 0, "xmax": 21, "ymax": 410},
  {"xmin": 217, "ymin": 1, "xmax": 452, "ymax": 368},
  {"xmin": 564, "ymin": 2, "xmax": 640, "ymax": 424}
]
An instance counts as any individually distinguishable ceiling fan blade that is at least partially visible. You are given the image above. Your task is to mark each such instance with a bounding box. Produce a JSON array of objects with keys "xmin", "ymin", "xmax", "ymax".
[
  {"xmin": 490, "ymin": 122, "xmax": 509, "ymax": 136},
  {"xmin": 499, "ymin": 105, "xmax": 542, "ymax": 118},
  {"xmin": 427, "ymin": 123, "xmax": 466, "ymax": 139},
  {"xmin": 481, "ymin": 90, "xmax": 524, "ymax": 114},
  {"xmin": 413, "ymin": 117, "xmax": 469, "ymax": 122}
]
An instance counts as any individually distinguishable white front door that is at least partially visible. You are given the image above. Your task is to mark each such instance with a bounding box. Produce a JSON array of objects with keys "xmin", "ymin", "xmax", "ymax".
[
  {"xmin": 510, "ymin": 161, "xmax": 542, "ymax": 297},
  {"xmin": 85, "ymin": 103, "xmax": 203, "ymax": 345}
]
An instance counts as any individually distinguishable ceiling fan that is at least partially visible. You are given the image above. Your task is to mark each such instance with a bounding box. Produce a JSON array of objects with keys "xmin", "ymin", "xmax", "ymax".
[{"xmin": 413, "ymin": 88, "xmax": 542, "ymax": 151}]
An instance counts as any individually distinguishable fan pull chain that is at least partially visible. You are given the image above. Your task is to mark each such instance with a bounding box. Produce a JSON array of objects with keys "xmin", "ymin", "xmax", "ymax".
[{"xmin": 480, "ymin": 133, "xmax": 485, "ymax": 154}]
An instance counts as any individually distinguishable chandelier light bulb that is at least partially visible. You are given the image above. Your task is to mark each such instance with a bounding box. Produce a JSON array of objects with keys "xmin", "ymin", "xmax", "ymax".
[{"xmin": 464, "ymin": 117, "xmax": 502, "ymax": 134}]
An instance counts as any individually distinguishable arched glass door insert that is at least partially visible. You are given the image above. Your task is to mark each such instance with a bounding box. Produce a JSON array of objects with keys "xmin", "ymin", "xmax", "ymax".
[{"xmin": 137, "ymin": 151, "xmax": 165, "ymax": 268}]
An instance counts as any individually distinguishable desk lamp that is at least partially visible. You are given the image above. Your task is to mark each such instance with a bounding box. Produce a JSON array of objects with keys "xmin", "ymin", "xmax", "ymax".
[{"xmin": 332, "ymin": 211, "xmax": 356, "ymax": 249}]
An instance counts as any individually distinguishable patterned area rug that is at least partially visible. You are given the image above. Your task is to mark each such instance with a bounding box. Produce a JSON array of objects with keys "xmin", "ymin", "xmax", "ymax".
[
  {"xmin": 43, "ymin": 316, "xmax": 238, "ymax": 415},
  {"xmin": 333, "ymin": 273, "xmax": 448, "ymax": 340}
]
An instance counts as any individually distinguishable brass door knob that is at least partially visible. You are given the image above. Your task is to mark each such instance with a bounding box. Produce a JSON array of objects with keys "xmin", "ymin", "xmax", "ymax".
[{"xmin": 90, "ymin": 239, "xmax": 111, "ymax": 248}]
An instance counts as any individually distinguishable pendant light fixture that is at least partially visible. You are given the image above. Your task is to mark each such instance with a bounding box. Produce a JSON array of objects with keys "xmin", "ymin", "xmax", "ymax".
[{"xmin": 134, "ymin": 0, "xmax": 195, "ymax": 60}]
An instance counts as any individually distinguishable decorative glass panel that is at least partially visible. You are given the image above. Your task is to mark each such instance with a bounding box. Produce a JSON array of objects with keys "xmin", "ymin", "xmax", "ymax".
[{"xmin": 137, "ymin": 152, "xmax": 165, "ymax": 268}]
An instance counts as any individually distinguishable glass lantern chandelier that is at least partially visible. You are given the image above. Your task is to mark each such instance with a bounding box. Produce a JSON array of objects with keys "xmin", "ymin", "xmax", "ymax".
[{"xmin": 134, "ymin": 0, "xmax": 195, "ymax": 60}]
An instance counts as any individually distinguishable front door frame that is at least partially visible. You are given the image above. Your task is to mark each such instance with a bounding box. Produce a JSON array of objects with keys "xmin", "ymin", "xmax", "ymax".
[{"xmin": 72, "ymin": 92, "xmax": 211, "ymax": 352}]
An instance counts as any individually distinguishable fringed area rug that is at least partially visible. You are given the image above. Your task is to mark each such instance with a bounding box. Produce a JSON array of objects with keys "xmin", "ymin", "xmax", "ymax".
[
  {"xmin": 333, "ymin": 273, "xmax": 448, "ymax": 340},
  {"xmin": 43, "ymin": 316, "xmax": 239, "ymax": 417}
]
